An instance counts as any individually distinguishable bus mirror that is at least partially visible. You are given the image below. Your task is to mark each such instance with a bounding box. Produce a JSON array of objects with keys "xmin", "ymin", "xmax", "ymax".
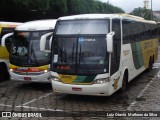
[
  {"xmin": 1, "ymin": 32, "xmax": 13, "ymax": 46},
  {"xmin": 106, "ymin": 32, "xmax": 115, "ymax": 53},
  {"xmin": 40, "ymin": 32, "xmax": 53, "ymax": 52},
  {"xmin": 49, "ymin": 36, "xmax": 52, "ymax": 50}
]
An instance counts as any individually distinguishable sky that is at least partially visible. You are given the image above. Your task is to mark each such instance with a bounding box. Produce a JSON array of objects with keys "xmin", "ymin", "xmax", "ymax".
[{"xmin": 100, "ymin": 0, "xmax": 160, "ymax": 13}]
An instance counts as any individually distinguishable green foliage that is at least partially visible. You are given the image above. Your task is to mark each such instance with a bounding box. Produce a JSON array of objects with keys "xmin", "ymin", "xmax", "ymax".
[
  {"xmin": 0, "ymin": 0, "xmax": 124, "ymax": 21},
  {"xmin": 130, "ymin": 7, "xmax": 156, "ymax": 20},
  {"xmin": 8, "ymin": 0, "xmax": 125, "ymax": 14}
]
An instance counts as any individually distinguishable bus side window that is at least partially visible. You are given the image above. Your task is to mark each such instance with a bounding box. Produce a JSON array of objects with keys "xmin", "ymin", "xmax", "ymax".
[
  {"xmin": 1, "ymin": 27, "xmax": 14, "ymax": 53},
  {"xmin": 111, "ymin": 19, "xmax": 121, "ymax": 75},
  {"xmin": 140, "ymin": 23, "xmax": 146, "ymax": 41},
  {"xmin": 152, "ymin": 24, "xmax": 158, "ymax": 38},
  {"xmin": 122, "ymin": 20, "xmax": 131, "ymax": 44},
  {"xmin": 45, "ymin": 35, "xmax": 52, "ymax": 50}
]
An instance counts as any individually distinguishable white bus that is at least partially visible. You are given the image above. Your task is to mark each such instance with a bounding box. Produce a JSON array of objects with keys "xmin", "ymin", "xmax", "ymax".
[
  {"xmin": 0, "ymin": 22, "xmax": 22, "ymax": 80},
  {"xmin": 41, "ymin": 14, "xmax": 158, "ymax": 96},
  {"xmin": 2, "ymin": 19, "xmax": 56, "ymax": 82}
]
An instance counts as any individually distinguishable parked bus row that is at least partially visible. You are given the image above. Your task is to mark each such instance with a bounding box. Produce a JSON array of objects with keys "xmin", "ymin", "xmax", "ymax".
[
  {"xmin": 1, "ymin": 14, "xmax": 159, "ymax": 96},
  {"xmin": 41, "ymin": 14, "xmax": 159, "ymax": 96}
]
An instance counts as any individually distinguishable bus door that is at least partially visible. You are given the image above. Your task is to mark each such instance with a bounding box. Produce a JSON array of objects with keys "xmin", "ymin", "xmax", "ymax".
[{"xmin": 110, "ymin": 19, "xmax": 121, "ymax": 90}]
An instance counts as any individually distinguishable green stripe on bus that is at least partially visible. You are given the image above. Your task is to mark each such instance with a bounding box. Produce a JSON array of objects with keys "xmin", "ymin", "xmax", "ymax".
[
  {"xmin": 74, "ymin": 75, "xmax": 96, "ymax": 83},
  {"xmin": 131, "ymin": 42, "xmax": 144, "ymax": 69}
]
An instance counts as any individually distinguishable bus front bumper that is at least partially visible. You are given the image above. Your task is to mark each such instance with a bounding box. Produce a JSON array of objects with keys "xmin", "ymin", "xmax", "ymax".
[
  {"xmin": 10, "ymin": 71, "xmax": 51, "ymax": 83},
  {"xmin": 51, "ymin": 81, "xmax": 112, "ymax": 96}
]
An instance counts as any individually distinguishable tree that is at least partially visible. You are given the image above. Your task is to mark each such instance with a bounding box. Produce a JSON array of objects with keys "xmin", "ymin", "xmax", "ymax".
[
  {"xmin": 130, "ymin": 7, "xmax": 156, "ymax": 20},
  {"xmin": 0, "ymin": 0, "xmax": 125, "ymax": 22}
]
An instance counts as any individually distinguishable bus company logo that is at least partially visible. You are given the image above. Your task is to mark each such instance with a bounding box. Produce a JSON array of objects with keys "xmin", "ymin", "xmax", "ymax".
[
  {"xmin": 78, "ymin": 37, "xmax": 95, "ymax": 42},
  {"xmin": 113, "ymin": 76, "xmax": 120, "ymax": 90},
  {"xmin": 143, "ymin": 42, "xmax": 152, "ymax": 49},
  {"xmin": 84, "ymin": 38, "xmax": 96, "ymax": 42},
  {"xmin": 123, "ymin": 50, "xmax": 130, "ymax": 56}
]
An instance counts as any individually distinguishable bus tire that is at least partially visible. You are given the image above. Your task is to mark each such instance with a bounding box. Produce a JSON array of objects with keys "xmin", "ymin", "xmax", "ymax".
[
  {"xmin": 120, "ymin": 71, "xmax": 128, "ymax": 92},
  {"xmin": 0, "ymin": 63, "xmax": 9, "ymax": 81},
  {"xmin": 147, "ymin": 57, "xmax": 153, "ymax": 72}
]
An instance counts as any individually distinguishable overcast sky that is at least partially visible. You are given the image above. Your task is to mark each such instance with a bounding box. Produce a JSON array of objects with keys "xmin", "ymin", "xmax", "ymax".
[{"xmin": 100, "ymin": 0, "xmax": 160, "ymax": 13}]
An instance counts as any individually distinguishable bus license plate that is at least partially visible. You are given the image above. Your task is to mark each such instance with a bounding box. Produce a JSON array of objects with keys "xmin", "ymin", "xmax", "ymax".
[
  {"xmin": 72, "ymin": 87, "xmax": 82, "ymax": 91},
  {"xmin": 24, "ymin": 77, "xmax": 31, "ymax": 80}
]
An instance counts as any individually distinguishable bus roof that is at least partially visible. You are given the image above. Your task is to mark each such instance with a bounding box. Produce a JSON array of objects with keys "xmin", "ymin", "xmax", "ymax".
[
  {"xmin": 16, "ymin": 19, "xmax": 57, "ymax": 31},
  {"xmin": 0, "ymin": 22, "xmax": 22, "ymax": 28},
  {"xmin": 58, "ymin": 14, "xmax": 156, "ymax": 24}
]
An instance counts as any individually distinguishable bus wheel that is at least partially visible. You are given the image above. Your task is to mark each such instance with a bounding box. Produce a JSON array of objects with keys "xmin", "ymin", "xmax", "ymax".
[
  {"xmin": 147, "ymin": 57, "xmax": 153, "ymax": 72},
  {"xmin": 0, "ymin": 63, "xmax": 9, "ymax": 81},
  {"xmin": 120, "ymin": 72, "xmax": 128, "ymax": 92},
  {"xmin": 0, "ymin": 65, "xmax": 5, "ymax": 81}
]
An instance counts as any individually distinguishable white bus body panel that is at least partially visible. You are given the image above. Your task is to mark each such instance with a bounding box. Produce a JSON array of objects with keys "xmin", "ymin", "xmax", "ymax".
[
  {"xmin": 10, "ymin": 71, "xmax": 51, "ymax": 83},
  {"xmin": 121, "ymin": 44, "xmax": 146, "ymax": 82},
  {"xmin": 52, "ymin": 81, "xmax": 111, "ymax": 96},
  {"xmin": 51, "ymin": 72, "xmax": 115, "ymax": 96}
]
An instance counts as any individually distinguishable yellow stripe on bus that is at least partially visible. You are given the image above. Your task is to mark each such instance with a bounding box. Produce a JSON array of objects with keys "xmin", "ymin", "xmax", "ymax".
[
  {"xmin": 140, "ymin": 38, "xmax": 158, "ymax": 69},
  {"xmin": 0, "ymin": 46, "xmax": 9, "ymax": 59},
  {"xmin": 59, "ymin": 74, "xmax": 78, "ymax": 84}
]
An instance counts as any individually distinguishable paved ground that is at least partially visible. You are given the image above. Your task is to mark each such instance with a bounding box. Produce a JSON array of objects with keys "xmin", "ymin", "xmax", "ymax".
[
  {"xmin": 0, "ymin": 48, "xmax": 160, "ymax": 120},
  {"xmin": 126, "ymin": 47, "xmax": 160, "ymax": 120}
]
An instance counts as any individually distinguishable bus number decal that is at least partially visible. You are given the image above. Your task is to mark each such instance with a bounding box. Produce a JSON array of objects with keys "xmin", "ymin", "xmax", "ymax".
[
  {"xmin": 12, "ymin": 47, "xmax": 16, "ymax": 53},
  {"xmin": 12, "ymin": 46, "xmax": 28, "ymax": 56}
]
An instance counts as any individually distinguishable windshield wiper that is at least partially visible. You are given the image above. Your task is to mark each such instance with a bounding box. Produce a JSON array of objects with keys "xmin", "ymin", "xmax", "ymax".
[
  {"xmin": 30, "ymin": 42, "xmax": 39, "ymax": 66},
  {"xmin": 78, "ymin": 44, "xmax": 81, "ymax": 65},
  {"xmin": 59, "ymin": 39, "xmax": 66, "ymax": 63},
  {"xmin": 71, "ymin": 43, "xmax": 75, "ymax": 63}
]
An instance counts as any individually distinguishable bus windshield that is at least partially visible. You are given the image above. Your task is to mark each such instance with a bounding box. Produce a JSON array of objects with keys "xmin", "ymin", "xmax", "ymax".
[
  {"xmin": 51, "ymin": 19, "xmax": 109, "ymax": 75},
  {"xmin": 56, "ymin": 19, "xmax": 109, "ymax": 35},
  {"xmin": 10, "ymin": 31, "xmax": 51, "ymax": 67}
]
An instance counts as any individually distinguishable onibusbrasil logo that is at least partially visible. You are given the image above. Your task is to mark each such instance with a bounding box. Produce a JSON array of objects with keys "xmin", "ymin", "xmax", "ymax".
[{"xmin": 1, "ymin": 112, "xmax": 42, "ymax": 118}]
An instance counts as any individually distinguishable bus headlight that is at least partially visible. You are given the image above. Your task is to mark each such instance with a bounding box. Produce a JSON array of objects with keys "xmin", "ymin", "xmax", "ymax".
[
  {"xmin": 10, "ymin": 69, "xmax": 13, "ymax": 72},
  {"xmin": 43, "ymin": 70, "xmax": 48, "ymax": 73},
  {"xmin": 93, "ymin": 78, "xmax": 110, "ymax": 84},
  {"xmin": 51, "ymin": 76, "xmax": 61, "ymax": 82}
]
